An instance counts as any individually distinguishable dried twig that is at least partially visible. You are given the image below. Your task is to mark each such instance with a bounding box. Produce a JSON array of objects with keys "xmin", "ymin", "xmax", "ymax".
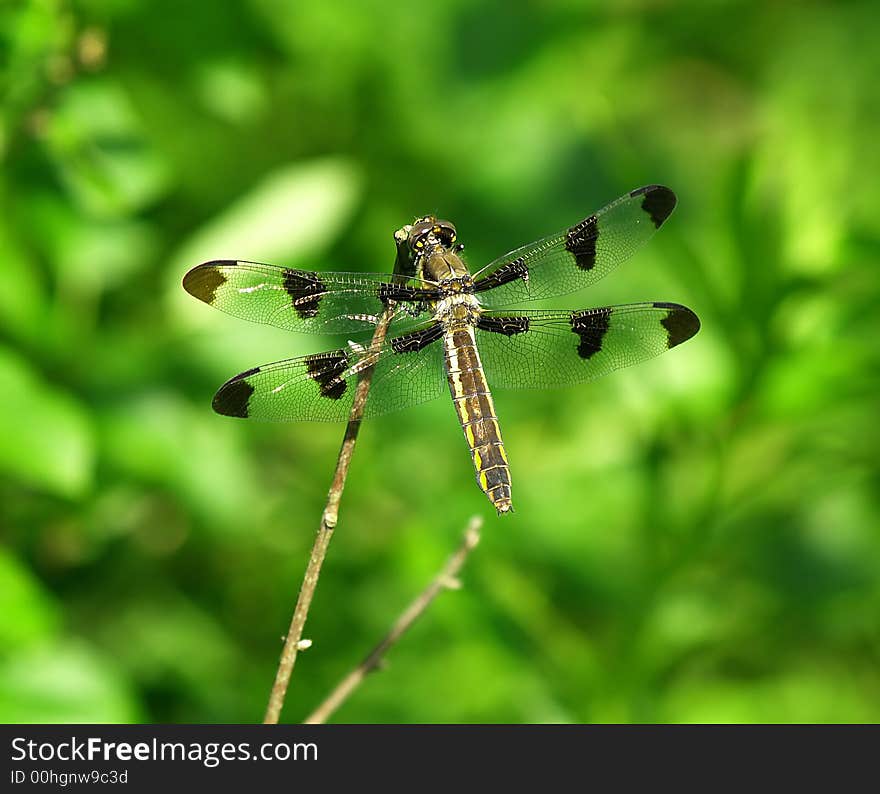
[
  {"xmin": 263, "ymin": 310, "xmax": 393, "ymax": 724},
  {"xmin": 304, "ymin": 516, "xmax": 483, "ymax": 724}
]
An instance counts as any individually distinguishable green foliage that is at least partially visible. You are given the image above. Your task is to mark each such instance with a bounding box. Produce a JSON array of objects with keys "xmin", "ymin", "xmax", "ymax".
[{"xmin": 1, "ymin": 0, "xmax": 878, "ymax": 723}]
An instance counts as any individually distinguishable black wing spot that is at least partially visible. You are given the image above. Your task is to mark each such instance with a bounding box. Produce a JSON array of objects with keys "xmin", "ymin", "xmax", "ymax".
[
  {"xmin": 655, "ymin": 302, "xmax": 700, "ymax": 347},
  {"xmin": 631, "ymin": 185, "xmax": 677, "ymax": 229},
  {"xmin": 570, "ymin": 307, "xmax": 611, "ymax": 359},
  {"xmin": 284, "ymin": 270, "xmax": 325, "ymax": 319},
  {"xmin": 183, "ymin": 262, "xmax": 231, "ymax": 304},
  {"xmin": 305, "ymin": 350, "xmax": 348, "ymax": 400},
  {"xmin": 212, "ymin": 369, "xmax": 257, "ymax": 417},
  {"xmin": 378, "ymin": 282, "xmax": 417, "ymax": 303},
  {"xmin": 477, "ymin": 315, "xmax": 530, "ymax": 336},
  {"xmin": 379, "ymin": 282, "xmax": 441, "ymax": 305},
  {"xmin": 473, "ymin": 259, "xmax": 529, "ymax": 293},
  {"xmin": 565, "ymin": 215, "xmax": 598, "ymax": 271},
  {"xmin": 390, "ymin": 323, "xmax": 445, "ymax": 353}
]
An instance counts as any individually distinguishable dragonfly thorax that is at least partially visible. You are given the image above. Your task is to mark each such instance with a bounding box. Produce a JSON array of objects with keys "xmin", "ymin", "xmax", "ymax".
[
  {"xmin": 434, "ymin": 292, "xmax": 482, "ymax": 326},
  {"xmin": 421, "ymin": 249, "xmax": 471, "ymax": 283}
]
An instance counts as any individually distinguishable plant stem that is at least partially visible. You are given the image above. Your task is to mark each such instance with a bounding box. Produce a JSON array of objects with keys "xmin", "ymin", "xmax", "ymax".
[
  {"xmin": 303, "ymin": 515, "xmax": 483, "ymax": 724},
  {"xmin": 263, "ymin": 310, "xmax": 393, "ymax": 724}
]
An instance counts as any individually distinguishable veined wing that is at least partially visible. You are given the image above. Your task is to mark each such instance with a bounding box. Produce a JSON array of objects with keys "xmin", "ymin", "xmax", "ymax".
[
  {"xmin": 472, "ymin": 185, "xmax": 677, "ymax": 308},
  {"xmin": 183, "ymin": 260, "xmax": 440, "ymax": 335},
  {"xmin": 475, "ymin": 303, "xmax": 699, "ymax": 390},
  {"xmin": 212, "ymin": 322, "xmax": 447, "ymax": 421}
]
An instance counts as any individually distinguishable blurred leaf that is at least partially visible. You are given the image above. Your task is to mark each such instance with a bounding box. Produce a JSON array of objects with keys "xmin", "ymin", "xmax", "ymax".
[
  {"xmin": 0, "ymin": 216, "xmax": 47, "ymax": 341},
  {"xmin": 0, "ymin": 0, "xmax": 73, "ymax": 149},
  {"xmin": 45, "ymin": 79, "xmax": 171, "ymax": 217},
  {"xmin": 97, "ymin": 596, "xmax": 239, "ymax": 694},
  {"xmin": 0, "ymin": 347, "xmax": 94, "ymax": 497},
  {"xmin": 99, "ymin": 393, "xmax": 261, "ymax": 532},
  {"xmin": 0, "ymin": 643, "xmax": 141, "ymax": 723},
  {"xmin": 171, "ymin": 157, "xmax": 363, "ymax": 269},
  {"xmin": 663, "ymin": 669, "xmax": 879, "ymax": 723},
  {"xmin": 23, "ymin": 192, "xmax": 158, "ymax": 293},
  {"xmin": 0, "ymin": 549, "xmax": 60, "ymax": 650},
  {"xmin": 194, "ymin": 59, "xmax": 268, "ymax": 124}
]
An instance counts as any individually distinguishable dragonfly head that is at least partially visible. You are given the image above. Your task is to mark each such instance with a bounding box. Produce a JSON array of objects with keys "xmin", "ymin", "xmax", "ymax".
[
  {"xmin": 393, "ymin": 216, "xmax": 461, "ymax": 281},
  {"xmin": 406, "ymin": 216, "xmax": 457, "ymax": 255}
]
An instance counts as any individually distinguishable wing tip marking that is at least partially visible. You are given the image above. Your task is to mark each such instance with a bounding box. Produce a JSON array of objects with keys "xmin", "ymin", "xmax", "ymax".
[
  {"xmin": 183, "ymin": 262, "xmax": 232, "ymax": 304},
  {"xmin": 631, "ymin": 185, "xmax": 677, "ymax": 228},
  {"xmin": 212, "ymin": 369, "xmax": 257, "ymax": 417},
  {"xmin": 654, "ymin": 302, "xmax": 700, "ymax": 347}
]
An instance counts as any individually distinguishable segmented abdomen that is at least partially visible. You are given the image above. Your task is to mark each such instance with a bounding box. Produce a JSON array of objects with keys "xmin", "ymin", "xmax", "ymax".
[{"xmin": 444, "ymin": 326, "xmax": 512, "ymax": 514}]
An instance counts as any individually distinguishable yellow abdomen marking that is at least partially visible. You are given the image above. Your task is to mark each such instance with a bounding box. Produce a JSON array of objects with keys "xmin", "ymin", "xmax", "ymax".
[{"xmin": 443, "ymin": 325, "xmax": 513, "ymax": 514}]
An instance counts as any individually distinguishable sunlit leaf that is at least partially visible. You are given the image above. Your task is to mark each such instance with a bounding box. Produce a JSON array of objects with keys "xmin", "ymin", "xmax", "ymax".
[
  {"xmin": 0, "ymin": 347, "xmax": 94, "ymax": 497},
  {"xmin": 99, "ymin": 393, "xmax": 262, "ymax": 533},
  {"xmin": 0, "ymin": 218, "xmax": 46, "ymax": 341},
  {"xmin": 0, "ymin": 549, "xmax": 60, "ymax": 650},
  {"xmin": 44, "ymin": 80, "xmax": 171, "ymax": 217},
  {"xmin": 171, "ymin": 157, "xmax": 362, "ymax": 270},
  {"xmin": 0, "ymin": 643, "xmax": 141, "ymax": 723}
]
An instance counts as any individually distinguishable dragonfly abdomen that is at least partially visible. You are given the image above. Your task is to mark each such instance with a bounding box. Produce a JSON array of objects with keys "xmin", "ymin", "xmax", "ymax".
[{"xmin": 444, "ymin": 326, "xmax": 512, "ymax": 514}]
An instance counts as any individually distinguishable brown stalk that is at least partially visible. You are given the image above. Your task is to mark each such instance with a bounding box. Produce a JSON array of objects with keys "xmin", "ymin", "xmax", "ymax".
[
  {"xmin": 263, "ymin": 309, "xmax": 393, "ymax": 724},
  {"xmin": 304, "ymin": 516, "xmax": 483, "ymax": 724}
]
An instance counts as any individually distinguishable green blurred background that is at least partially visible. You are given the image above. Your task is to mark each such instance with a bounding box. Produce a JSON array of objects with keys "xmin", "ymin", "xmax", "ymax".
[{"xmin": 2, "ymin": 0, "xmax": 878, "ymax": 724}]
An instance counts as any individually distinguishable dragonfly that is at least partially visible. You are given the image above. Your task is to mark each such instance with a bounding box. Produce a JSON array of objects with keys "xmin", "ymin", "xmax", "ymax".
[{"xmin": 183, "ymin": 185, "xmax": 699, "ymax": 515}]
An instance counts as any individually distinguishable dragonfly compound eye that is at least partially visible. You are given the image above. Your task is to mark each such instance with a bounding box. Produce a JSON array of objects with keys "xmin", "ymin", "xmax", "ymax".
[{"xmin": 408, "ymin": 218, "xmax": 457, "ymax": 252}]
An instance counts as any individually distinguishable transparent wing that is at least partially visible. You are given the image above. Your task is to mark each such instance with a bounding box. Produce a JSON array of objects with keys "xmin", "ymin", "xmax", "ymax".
[
  {"xmin": 475, "ymin": 303, "xmax": 699, "ymax": 390},
  {"xmin": 472, "ymin": 185, "xmax": 677, "ymax": 308},
  {"xmin": 183, "ymin": 260, "xmax": 439, "ymax": 336},
  {"xmin": 211, "ymin": 323, "xmax": 448, "ymax": 421}
]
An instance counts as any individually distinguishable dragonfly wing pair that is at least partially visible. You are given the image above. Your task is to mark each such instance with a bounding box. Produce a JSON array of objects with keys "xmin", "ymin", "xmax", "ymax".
[{"xmin": 183, "ymin": 185, "xmax": 699, "ymax": 512}]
